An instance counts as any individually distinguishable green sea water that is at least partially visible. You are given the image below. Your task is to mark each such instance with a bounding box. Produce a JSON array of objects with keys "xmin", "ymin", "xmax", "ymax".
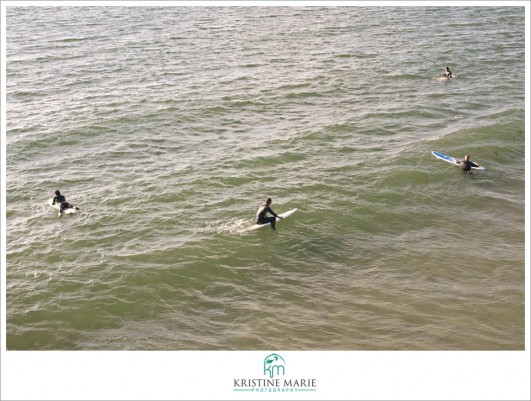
[{"xmin": 5, "ymin": 6, "xmax": 526, "ymax": 350}]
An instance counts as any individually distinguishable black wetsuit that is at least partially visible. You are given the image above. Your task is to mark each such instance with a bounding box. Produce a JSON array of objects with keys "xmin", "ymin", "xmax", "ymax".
[
  {"xmin": 255, "ymin": 204, "xmax": 279, "ymax": 230},
  {"xmin": 52, "ymin": 195, "xmax": 71, "ymax": 213},
  {"xmin": 461, "ymin": 160, "xmax": 474, "ymax": 174}
]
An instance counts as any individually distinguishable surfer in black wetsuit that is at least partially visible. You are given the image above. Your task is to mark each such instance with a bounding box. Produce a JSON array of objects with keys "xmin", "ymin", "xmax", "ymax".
[
  {"xmin": 443, "ymin": 66, "xmax": 452, "ymax": 78},
  {"xmin": 461, "ymin": 155, "xmax": 474, "ymax": 174},
  {"xmin": 52, "ymin": 190, "xmax": 74, "ymax": 214},
  {"xmin": 255, "ymin": 198, "xmax": 282, "ymax": 230}
]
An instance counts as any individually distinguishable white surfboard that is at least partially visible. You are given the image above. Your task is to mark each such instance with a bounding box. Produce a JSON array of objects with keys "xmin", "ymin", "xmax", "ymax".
[
  {"xmin": 247, "ymin": 208, "xmax": 297, "ymax": 231},
  {"xmin": 48, "ymin": 198, "xmax": 80, "ymax": 215}
]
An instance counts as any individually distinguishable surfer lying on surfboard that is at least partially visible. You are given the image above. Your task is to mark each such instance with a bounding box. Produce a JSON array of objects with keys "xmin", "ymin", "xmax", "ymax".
[
  {"xmin": 255, "ymin": 198, "xmax": 283, "ymax": 230},
  {"xmin": 52, "ymin": 190, "xmax": 79, "ymax": 216},
  {"xmin": 52, "ymin": 190, "xmax": 74, "ymax": 213}
]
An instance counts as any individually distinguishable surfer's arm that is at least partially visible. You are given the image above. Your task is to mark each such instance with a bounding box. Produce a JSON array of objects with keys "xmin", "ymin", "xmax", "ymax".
[{"xmin": 267, "ymin": 207, "xmax": 282, "ymax": 219}]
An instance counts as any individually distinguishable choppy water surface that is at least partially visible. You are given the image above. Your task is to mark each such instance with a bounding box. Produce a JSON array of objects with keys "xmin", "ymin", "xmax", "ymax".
[{"xmin": 5, "ymin": 6, "xmax": 525, "ymax": 350}]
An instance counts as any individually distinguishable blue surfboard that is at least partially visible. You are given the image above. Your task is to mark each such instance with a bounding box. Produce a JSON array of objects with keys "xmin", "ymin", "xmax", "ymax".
[{"xmin": 432, "ymin": 151, "xmax": 485, "ymax": 170}]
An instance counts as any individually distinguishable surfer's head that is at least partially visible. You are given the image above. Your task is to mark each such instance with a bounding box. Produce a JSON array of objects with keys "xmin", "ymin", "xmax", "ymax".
[
  {"xmin": 266, "ymin": 198, "xmax": 272, "ymax": 205},
  {"xmin": 464, "ymin": 155, "xmax": 470, "ymax": 161},
  {"xmin": 55, "ymin": 190, "xmax": 61, "ymax": 196}
]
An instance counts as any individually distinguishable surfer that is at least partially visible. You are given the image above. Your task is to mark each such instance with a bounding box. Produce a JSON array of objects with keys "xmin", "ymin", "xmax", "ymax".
[
  {"xmin": 460, "ymin": 155, "xmax": 474, "ymax": 174},
  {"xmin": 52, "ymin": 190, "xmax": 75, "ymax": 215},
  {"xmin": 255, "ymin": 198, "xmax": 283, "ymax": 230},
  {"xmin": 443, "ymin": 66, "xmax": 452, "ymax": 78}
]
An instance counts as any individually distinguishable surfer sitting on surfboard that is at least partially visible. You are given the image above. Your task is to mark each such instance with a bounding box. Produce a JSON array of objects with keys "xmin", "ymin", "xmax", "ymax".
[
  {"xmin": 52, "ymin": 190, "xmax": 75, "ymax": 214},
  {"xmin": 443, "ymin": 66, "xmax": 452, "ymax": 78},
  {"xmin": 255, "ymin": 198, "xmax": 283, "ymax": 230},
  {"xmin": 460, "ymin": 155, "xmax": 474, "ymax": 174}
]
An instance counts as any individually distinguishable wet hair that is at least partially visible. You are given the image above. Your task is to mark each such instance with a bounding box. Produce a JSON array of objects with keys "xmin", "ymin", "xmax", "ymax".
[
  {"xmin": 266, "ymin": 198, "xmax": 272, "ymax": 204},
  {"xmin": 55, "ymin": 190, "xmax": 61, "ymax": 196}
]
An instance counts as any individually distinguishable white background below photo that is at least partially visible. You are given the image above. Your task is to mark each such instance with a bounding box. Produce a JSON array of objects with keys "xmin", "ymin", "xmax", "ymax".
[{"xmin": 1, "ymin": 351, "xmax": 530, "ymax": 400}]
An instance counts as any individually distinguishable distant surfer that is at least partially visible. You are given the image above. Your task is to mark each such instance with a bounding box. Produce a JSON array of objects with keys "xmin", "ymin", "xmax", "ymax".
[
  {"xmin": 255, "ymin": 198, "xmax": 282, "ymax": 230},
  {"xmin": 443, "ymin": 66, "xmax": 453, "ymax": 78},
  {"xmin": 52, "ymin": 190, "xmax": 77, "ymax": 215},
  {"xmin": 460, "ymin": 155, "xmax": 474, "ymax": 174}
]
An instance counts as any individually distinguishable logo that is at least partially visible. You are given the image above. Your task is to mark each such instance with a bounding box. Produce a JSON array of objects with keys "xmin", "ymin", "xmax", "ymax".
[
  {"xmin": 264, "ymin": 353, "xmax": 285, "ymax": 378},
  {"xmin": 233, "ymin": 353, "xmax": 317, "ymax": 394}
]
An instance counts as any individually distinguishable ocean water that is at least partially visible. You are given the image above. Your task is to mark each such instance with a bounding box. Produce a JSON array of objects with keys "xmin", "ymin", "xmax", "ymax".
[{"xmin": 4, "ymin": 6, "xmax": 526, "ymax": 350}]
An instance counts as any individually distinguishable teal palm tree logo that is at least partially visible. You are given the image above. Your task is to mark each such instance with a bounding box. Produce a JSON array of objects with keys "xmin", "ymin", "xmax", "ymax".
[{"xmin": 263, "ymin": 353, "xmax": 286, "ymax": 378}]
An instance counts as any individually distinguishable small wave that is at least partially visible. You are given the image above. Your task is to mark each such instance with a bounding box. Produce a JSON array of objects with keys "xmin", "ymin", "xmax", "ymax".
[
  {"xmin": 205, "ymin": 219, "xmax": 255, "ymax": 236},
  {"xmin": 10, "ymin": 90, "xmax": 43, "ymax": 98},
  {"xmin": 387, "ymin": 73, "xmax": 421, "ymax": 80},
  {"xmin": 278, "ymin": 82, "xmax": 312, "ymax": 91},
  {"xmin": 58, "ymin": 37, "xmax": 89, "ymax": 43},
  {"xmin": 284, "ymin": 91, "xmax": 322, "ymax": 99}
]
